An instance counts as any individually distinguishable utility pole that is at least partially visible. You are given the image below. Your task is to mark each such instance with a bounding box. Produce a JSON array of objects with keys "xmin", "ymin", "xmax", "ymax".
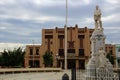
[{"xmin": 65, "ymin": 0, "xmax": 68, "ymax": 70}]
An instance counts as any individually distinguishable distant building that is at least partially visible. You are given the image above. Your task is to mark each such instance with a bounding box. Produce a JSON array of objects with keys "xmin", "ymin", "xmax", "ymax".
[
  {"xmin": 105, "ymin": 44, "xmax": 116, "ymax": 67},
  {"xmin": 25, "ymin": 45, "xmax": 41, "ymax": 68},
  {"xmin": 115, "ymin": 44, "xmax": 120, "ymax": 68},
  {"xmin": 24, "ymin": 25, "xmax": 116, "ymax": 69}
]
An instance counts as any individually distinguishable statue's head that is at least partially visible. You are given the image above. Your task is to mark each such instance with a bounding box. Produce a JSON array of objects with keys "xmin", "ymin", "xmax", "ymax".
[{"xmin": 96, "ymin": 5, "xmax": 99, "ymax": 10}]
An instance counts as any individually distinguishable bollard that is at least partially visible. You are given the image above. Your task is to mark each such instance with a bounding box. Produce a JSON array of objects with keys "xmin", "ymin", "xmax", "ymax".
[
  {"xmin": 71, "ymin": 68, "xmax": 76, "ymax": 80},
  {"xmin": 62, "ymin": 73, "xmax": 69, "ymax": 80}
]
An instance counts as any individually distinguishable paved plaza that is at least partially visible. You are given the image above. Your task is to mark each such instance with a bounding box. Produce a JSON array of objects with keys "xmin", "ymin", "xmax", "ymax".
[{"xmin": 0, "ymin": 70, "xmax": 71, "ymax": 80}]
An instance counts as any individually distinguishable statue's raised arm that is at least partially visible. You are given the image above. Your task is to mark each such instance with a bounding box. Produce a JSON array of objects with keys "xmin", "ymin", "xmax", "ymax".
[{"xmin": 94, "ymin": 5, "xmax": 102, "ymax": 29}]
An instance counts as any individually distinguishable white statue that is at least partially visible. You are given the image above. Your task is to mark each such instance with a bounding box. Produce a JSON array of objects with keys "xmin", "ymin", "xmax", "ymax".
[
  {"xmin": 94, "ymin": 5, "xmax": 102, "ymax": 29},
  {"xmin": 98, "ymin": 47, "xmax": 106, "ymax": 68}
]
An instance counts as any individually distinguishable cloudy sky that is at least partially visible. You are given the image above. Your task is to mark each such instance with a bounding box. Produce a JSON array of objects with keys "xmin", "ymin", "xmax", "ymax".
[{"xmin": 0, "ymin": 0, "xmax": 120, "ymax": 51}]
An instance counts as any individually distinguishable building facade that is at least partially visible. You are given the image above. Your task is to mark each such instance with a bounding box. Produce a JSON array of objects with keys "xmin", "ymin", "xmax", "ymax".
[
  {"xmin": 115, "ymin": 44, "xmax": 120, "ymax": 68},
  {"xmin": 105, "ymin": 44, "xmax": 116, "ymax": 67},
  {"xmin": 24, "ymin": 25, "xmax": 116, "ymax": 69},
  {"xmin": 25, "ymin": 45, "xmax": 41, "ymax": 68}
]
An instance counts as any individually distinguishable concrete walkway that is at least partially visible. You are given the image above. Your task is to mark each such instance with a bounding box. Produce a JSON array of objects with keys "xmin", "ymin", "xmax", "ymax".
[{"xmin": 0, "ymin": 70, "xmax": 71, "ymax": 80}]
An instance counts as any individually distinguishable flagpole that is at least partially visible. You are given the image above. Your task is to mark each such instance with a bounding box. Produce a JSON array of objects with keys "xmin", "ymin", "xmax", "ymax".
[{"xmin": 65, "ymin": 0, "xmax": 68, "ymax": 70}]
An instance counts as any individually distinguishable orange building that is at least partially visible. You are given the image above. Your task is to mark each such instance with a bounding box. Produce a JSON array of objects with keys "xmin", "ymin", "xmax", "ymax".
[
  {"xmin": 24, "ymin": 25, "xmax": 116, "ymax": 69},
  {"xmin": 105, "ymin": 44, "xmax": 116, "ymax": 67},
  {"xmin": 25, "ymin": 45, "xmax": 41, "ymax": 68}
]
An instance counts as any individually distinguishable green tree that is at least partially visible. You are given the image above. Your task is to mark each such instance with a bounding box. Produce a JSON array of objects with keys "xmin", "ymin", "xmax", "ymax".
[
  {"xmin": 43, "ymin": 51, "xmax": 53, "ymax": 67},
  {"xmin": 106, "ymin": 53, "xmax": 114, "ymax": 65},
  {"xmin": 0, "ymin": 54, "xmax": 3, "ymax": 66},
  {"xmin": 0, "ymin": 47, "xmax": 25, "ymax": 67}
]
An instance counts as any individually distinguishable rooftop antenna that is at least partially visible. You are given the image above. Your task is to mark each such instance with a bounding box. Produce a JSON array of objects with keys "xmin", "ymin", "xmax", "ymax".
[
  {"xmin": 32, "ymin": 40, "xmax": 34, "ymax": 67},
  {"xmin": 32, "ymin": 40, "xmax": 35, "ymax": 45}
]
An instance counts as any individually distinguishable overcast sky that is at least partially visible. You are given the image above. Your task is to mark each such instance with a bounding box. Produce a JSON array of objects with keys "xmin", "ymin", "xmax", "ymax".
[{"xmin": 0, "ymin": 0, "xmax": 120, "ymax": 51}]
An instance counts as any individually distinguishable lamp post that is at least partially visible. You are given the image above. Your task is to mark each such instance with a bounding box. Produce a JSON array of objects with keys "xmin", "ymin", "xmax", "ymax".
[{"xmin": 56, "ymin": 54, "xmax": 60, "ymax": 68}]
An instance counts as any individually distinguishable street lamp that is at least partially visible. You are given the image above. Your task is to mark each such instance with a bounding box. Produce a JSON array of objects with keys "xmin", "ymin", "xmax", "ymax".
[{"xmin": 55, "ymin": 54, "xmax": 60, "ymax": 68}]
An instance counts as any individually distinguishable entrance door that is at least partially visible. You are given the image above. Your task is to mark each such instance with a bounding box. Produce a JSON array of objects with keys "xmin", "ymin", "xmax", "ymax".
[
  {"xmin": 34, "ymin": 60, "xmax": 40, "ymax": 68},
  {"xmin": 29, "ymin": 60, "xmax": 33, "ymax": 67},
  {"xmin": 79, "ymin": 60, "xmax": 85, "ymax": 69},
  {"xmin": 68, "ymin": 59, "xmax": 76, "ymax": 69},
  {"xmin": 29, "ymin": 60, "xmax": 40, "ymax": 68}
]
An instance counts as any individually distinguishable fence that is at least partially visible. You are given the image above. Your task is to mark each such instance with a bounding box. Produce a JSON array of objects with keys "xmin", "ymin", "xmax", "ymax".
[{"xmin": 62, "ymin": 68, "xmax": 120, "ymax": 80}]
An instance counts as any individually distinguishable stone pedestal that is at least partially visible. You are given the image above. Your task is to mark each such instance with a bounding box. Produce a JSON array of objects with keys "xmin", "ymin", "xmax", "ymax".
[
  {"xmin": 85, "ymin": 28, "xmax": 118, "ymax": 80},
  {"xmin": 85, "ymin": 6, "xmax": 119, "ymax": 80}
]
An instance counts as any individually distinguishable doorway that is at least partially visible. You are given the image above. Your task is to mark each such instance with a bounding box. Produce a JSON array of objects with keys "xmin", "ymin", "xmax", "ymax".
[
  {"xmin": 68, "ymin": 59, "xmax": 76, "ymax": 69},
  {"xmin": 79, "ymin": 60, "xmax": 85, "ymax": 69}
]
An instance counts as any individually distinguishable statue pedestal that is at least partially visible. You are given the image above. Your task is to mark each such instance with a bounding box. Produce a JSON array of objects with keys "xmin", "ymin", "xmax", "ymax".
[
  {"xmin": 85, "ymin": 5, "xmax": 118, "ymax": 80},
  {"xmin": 85, "ymin": 28, "xmax": 118, "ymax": 80}
]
